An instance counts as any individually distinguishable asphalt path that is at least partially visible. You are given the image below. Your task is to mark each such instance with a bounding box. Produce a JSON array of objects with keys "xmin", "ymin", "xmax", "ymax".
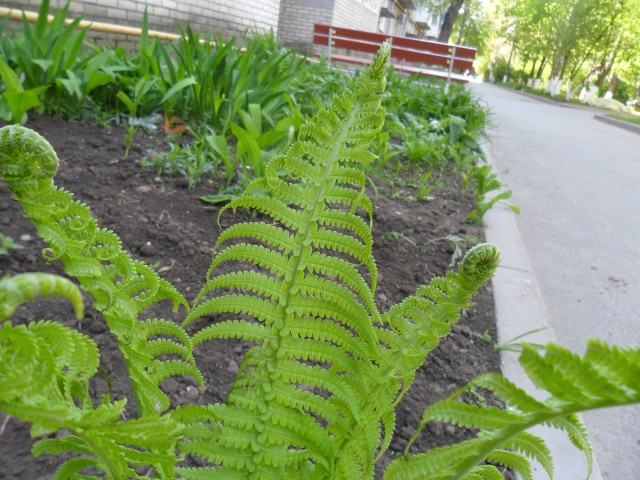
[{"xmin": 470, "ymin": 82, "xmax": 640, "ymax": 479}]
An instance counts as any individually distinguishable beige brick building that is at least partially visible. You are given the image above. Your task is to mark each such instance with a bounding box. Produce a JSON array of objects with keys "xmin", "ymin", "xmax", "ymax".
[
  {"xmin": 277, "ymin": 0, "xmax": 381, "ymax": 52},
  {"xmin": 3, "ymin": 0, "xmax": 436, "ymax": 52},
  {"xmin": 3, "ymin": 0, "xmax": 282, "ymax": 50}
]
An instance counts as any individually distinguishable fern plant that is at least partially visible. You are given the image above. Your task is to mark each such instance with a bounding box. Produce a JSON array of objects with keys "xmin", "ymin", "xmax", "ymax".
[
  {"xmin": 173, "ymin": 42, "xmax": 499, "ymax": 479},
  {"xmin": 0, "ymin": 273, "xmax": 184, "ymax": 478},
  {"xmin": 1, "ymin": 43, "xmax": 638, "ymax": 480},
  {"xmin": 385, "ymin": 339, "xmax": 640, "ymax": 479}
]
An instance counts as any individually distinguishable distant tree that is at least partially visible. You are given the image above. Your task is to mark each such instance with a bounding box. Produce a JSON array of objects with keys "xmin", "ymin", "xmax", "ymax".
[
  {"xmin": 438, "ymin": 0, "xmax": 466, "ymax": 43},
  {"xmin": 493, "ymin": 0, "xmax": 640, "ymax": 94},
  {"xmin": 452, "ymin": 0, "xmax": 488, "ymax": 50}
]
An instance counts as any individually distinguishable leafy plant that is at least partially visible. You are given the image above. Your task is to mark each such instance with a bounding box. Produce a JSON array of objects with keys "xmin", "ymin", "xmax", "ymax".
[
  {"xmin": 0, "ymin": 56, "xmax": 47, "ymax": 124},
  {"xmin": 0, "ymin": 0, "xmax": 90, "ymax": 117},
  {"xmin": 0, "ymin": 272, "xmax": 184, "ymax": 479},
  {"xmin": 380, "ymin": 230, "xmax": 417, "ymax": 246},
  {"xmin": 141, "ymin": 126, "xmax": 218, "ymax": 188},
  {"xmin": 0, "ymin": 126, "xmax": 203, "ymax": 422},
  {"xmin": 386, "ymin": 340, "xmax": 640, "ymax": 479},
  {"xmin": 370, "ymin": 130, "xmax": 402, "ymax": 172},
  {"xmin": 117, "ymin": 75, "xmax": 160, "ymax": 157},
  {"xmin": 0, "ymin": 232, "xmax": 22, "ymax": 255},
  {"xmin": 426, "ymin": 234, "xmax": 469, "ymax": 267},
  {"xmin": 53, "ymin": 48, "xmax": 121, "ymax": 118},
  {"xmin": 463, "ymin": 163, "xmax": 520, "ymax": 225},
  {"xmin": 1, "ymin": 44, "xmax": 638, "ymax": 480},
  {"xmin": 169, "ymin": 28, "xmax": 304, "ymax": 135},
  {"xmin": 231, "ymin": 103, "xmax": 296, "ymax": 178}
]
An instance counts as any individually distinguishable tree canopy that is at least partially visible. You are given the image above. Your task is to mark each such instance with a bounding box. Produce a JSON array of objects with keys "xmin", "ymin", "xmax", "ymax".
[{"xmin": 478, "ymin": 0, "xmax": 640, "ymax": 99}]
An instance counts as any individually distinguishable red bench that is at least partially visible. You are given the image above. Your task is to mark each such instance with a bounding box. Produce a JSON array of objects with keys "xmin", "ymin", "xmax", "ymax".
[{"xmin": 313, "ymin": 23, "xmax": 476, "ymax": 88}]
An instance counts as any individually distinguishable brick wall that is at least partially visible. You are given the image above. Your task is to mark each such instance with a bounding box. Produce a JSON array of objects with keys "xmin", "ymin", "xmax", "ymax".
[
  {"xmin": 277, "ymin": 0, "xmax": 333, "ymax": 52},
  {"xmin": 277, "ymin": 0, "xmax": 380, "ymax": 52},
  {"xmin": 3, "ymin": 0, "xmax": 282, "ymax": 50},
  {"xmin": 332, "ymin": 0, "xmax": 378, "ymax": 32}
]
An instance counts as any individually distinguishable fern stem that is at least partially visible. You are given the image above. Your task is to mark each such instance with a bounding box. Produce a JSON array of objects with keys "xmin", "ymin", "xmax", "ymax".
[
  {"xmin": 82, "ymin": 434, "xmax": 126, "ymax": 480},
  {"xmin": 446, "ymin": 394, "xmax": 640, "ymax": 480}
]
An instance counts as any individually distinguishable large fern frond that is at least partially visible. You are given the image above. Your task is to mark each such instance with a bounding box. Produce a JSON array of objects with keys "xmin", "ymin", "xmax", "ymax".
[
  {"xmin": 0, "ymin": 125, "xmax": 203, "ymax": 415},
  {"xmin": 178, "ymin": 42, "xmax": 498, "ymax": 479},
  {"xmin": 384, "ymin": 340, "xmax": 640, "ymax": 480}
]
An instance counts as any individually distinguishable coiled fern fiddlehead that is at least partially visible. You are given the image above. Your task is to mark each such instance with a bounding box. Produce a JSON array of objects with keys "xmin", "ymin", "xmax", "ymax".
[{"xmin": 0, "ymin": 125, "xmax": 203, "ymax": 416}]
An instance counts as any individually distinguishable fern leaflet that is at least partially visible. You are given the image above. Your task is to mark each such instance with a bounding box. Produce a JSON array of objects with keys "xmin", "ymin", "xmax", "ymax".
[{"xmin": 385, "ymin": 340, "xmax": 640, "ymax": 480}]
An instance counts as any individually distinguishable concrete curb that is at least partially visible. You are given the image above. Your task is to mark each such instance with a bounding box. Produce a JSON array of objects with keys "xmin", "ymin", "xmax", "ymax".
[
  {"xmin": 593, "ymin": 113, "xmax": 640, "ymax": 135},
  {"xmin": 492, "ymin": 84, "xmax": 582, "ymax": 109},
  {"xmin": 481, "ymin": 145, "xmax": 603, "ymax": 480}
]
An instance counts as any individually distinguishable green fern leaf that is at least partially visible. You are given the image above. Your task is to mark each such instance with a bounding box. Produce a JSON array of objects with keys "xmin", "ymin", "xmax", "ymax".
[
  {"xmin": 465, "ymin": 464, "xmax": 504, "ymax": 480},
  {"xmin": 285, "ymin": 316, "xmax": 371, "ymax": 363},
  {"xmin": 472, "ymin": 373, "xmax": 552, "ymax": 413},
  {"xmin": 584, "ymin": 339, "xmax": 640, "ymax": 395},
  {"xmin": 213, "ymin": 222, "xmax": 298, "ymax": 254},
  {"xmin": 176, "ymin": 466, "xmax": 248, "ymax": 479},
  {"xmin": 0, "ymin": 280, "xmax": 183, "ymax": 478},
  {"xmin": 204, "ymin": 243, "xmax": 293, "ymax": 282},
  {"xmin": 176, "ymin": 42, "xmax": 501, "ymax": 478},
  {"xmin": 51, "ymin": 458, "xmax": 100, "ymax": 480},
  {"xmin": 192, "ymin": 319, "xmax": 271, "ymax": 344},
  {"xmin": 386, "ymin": 340, "xmax": 639, "ymax": 480},
  {"xmin": 384, "ymin": 440, "xmax": 483, "ymax": 480},
  {"xmin": 32, "ymin": 436, "xmax": 93, "ymax": 457},
  {"xmin": 519, "ymin": 345, "xmax": 593, "ymax": 405},
  {"xmin": 198, "ymin": 271, "xmax": 284, "ymax": 303},
  {"xmin": 485, "ymin": 450, "xmax": 532, "ymax": 480},
  {"xmin": 421, "ymin": 400, "xmax": 523, "ymax": 430},
  {"xmin": 0, "ymin": 125, "xmax": 199, "ymax": 418},
  {"xmin": 186, "ymin": 293, "xmax": 281, "ymax": 327},
  {"xmin": 544, "ymin": 415, "xmax": 593, "ymax": 474},
  {"xmin": 0, "ymin": 272, "xmax": 84, "ymax": 321},
  {"xmin": 506, "ymin": 431, "xmax": 553, "ymax": 479}
]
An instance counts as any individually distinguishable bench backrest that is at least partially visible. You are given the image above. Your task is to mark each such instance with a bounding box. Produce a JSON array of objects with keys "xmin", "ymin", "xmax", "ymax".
[{"xmin": 313, "ymin": 23, "xmax": 476, "ymax": 74}]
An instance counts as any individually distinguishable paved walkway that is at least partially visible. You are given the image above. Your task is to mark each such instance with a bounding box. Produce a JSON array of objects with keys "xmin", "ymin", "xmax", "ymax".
[{"xmin": 470, "ymin": 82, "xmax": 640, "ymax": 479}]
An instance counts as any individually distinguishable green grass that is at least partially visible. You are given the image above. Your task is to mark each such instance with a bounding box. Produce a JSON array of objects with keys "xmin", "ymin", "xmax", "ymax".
[{"xmin": 607, "ymin": 112, "xmax": 640, "ymax": 125}]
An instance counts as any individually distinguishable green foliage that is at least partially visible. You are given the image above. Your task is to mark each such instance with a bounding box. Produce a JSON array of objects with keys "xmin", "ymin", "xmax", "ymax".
[
  {"xmin": 0, "ymin": 0, "xmax": 91, "ymax": 117},
  {"xmin": 0, "ymin": 126, "xmax": 203, "ymax": 418},
  {"xmin": 384, "ymin": 71, "xmax": 489, "ymax": 139},
  {"xmin": 0, "ymin": 44, "xmax": 495, "ymax": 479},
  {"xmin": 2, "ymin": 43, "xmax": 636, "ymax": 480},
  {"xmin": 174, "ymin": 43, "xmax": 499, "ymax": 476},
  {"xmin": 463, "ymin": 163, "xmax": 520, "ymax": 225},
  {"xmin": 385, "ymin": 339, "xmax": 640, "ymax": 480},
  {"xmin": 492, "ymin": 0, "xmax": 640, "ymax": 90},
  {"xmin": 0, "ymin": 232, "xmax": 22, "ymax": 255},
  {"xmin": 166, "ymin": 28, "xmax": 304, "ymax": 135},
  {"xmin": 0, "ymin": 56, "xmax": 46, "ymax": 124},
  {"xmin": 0, "ymin": 273, "xmax": 184, "ymax": 479},
  {"xmin": 141, "ymin": 126, "xmax": 219, "ymax": 188}
]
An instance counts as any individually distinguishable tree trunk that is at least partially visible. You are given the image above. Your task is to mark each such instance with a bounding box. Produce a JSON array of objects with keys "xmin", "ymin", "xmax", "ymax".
[
  {"xmin": 455, "ymin": 3, "xmax": 470, "ymax": 45},
  {"xmin": 608, "ymin": 73, "xmax": 619, "ymax": 95},
  {"xmin": 438, "ymin": 0, "xmax": 465, "ymax": 43},
  {"xmin": 595, "ymin": 32, "xmax": 621, "ymax": 88},
  {"xmin": 535, "ymin": 57, "xmax": 547, "ymax": 79},
  {"xmin": 505, "ymin": 44, "xmax": 516, "ymax": 80},
  {"xmin": 529, "ymin": 59, "xmax": 538, "ymax": 79}
]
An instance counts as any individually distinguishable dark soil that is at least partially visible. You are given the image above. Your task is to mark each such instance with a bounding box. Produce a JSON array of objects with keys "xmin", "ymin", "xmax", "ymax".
[{"xmin": 0, "ymin": 114, "xmax": 507, "ymax": 479}]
